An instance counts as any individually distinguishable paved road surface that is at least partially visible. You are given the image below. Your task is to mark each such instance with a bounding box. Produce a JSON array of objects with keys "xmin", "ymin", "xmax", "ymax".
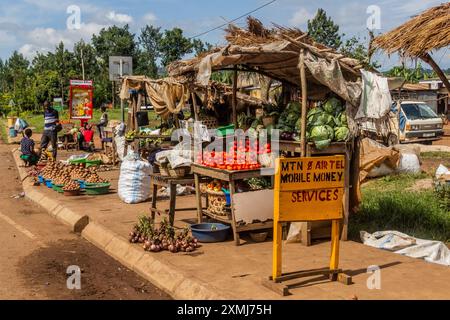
[{"xmin": 0, "ymin": 141, "xmax": 171, "ymax": 300}]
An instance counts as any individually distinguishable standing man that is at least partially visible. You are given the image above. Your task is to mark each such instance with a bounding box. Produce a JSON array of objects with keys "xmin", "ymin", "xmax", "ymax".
[
  {"xmin": 40, "ymin": 101, "xmax": 60, "ymax": 159},
  {"xmin": 97, "ymin": 104, "xmax": 109, "ymax": 140}
]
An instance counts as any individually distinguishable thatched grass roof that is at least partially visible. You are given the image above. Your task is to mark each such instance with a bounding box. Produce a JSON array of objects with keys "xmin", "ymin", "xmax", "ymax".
[
  {"xmin": 373, "ymin": 3, "xmax": 450, "ymax": 57},
  {"xmin": 168, "ymin": 17, "xmax": 362, "ymax": 87}
]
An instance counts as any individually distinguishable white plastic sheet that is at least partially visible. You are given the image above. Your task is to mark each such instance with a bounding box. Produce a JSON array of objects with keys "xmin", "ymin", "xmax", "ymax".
[
  {"xmin": 361, "ymin": 231, "xmax": 450, "ymax": 266},
  {"xmin": 356, "ymin": 70, "xmax": 392, "ymax": 119}
]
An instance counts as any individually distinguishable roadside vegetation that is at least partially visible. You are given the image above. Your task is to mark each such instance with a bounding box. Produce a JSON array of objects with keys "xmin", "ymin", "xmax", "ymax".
[
  {"xmin": 350, "ymin": 173, "xmax": 450, "ymax": 243},
  {"xmin": 15, "ymin": 108, "xmax": 160, "ymax": 133}
]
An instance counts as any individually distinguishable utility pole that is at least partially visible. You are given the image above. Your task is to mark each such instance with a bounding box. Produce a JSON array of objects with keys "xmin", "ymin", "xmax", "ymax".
[
  {"xmin": 120, "ymin": 58, "xmax": 124, "ymax": 122},
  {"xmin": 81, "ymin": 48, "xmax": 85, "ymax": 81}
]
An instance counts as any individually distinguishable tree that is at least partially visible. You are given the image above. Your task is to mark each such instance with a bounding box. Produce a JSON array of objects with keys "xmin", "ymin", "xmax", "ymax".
[
  {"xmin": 158, "ymin": 28, "xmax": 193, "ymax": 67},
  {"xmin": 136, "ymin": 25, "xmax": 162, "ymax": 78},
  {"xmin": 92, "ymin": 25, "xmax": 137, "ymax": 66},
  {"xmin": 384, "ymin": 62, "xmax": 428, "ymax": 83},
  {"xmin": 307, "ymin": 8, "xmax": 342, "ymax": 49},
  {"xmin": 192, "ymin": 39, "xmax": 213, "ymax": 57},
  {"xmin": 92, "ymin": 25, "xmax": 138, "ymax": 107},
  {"xmin": 73, "ymin": 39, "xmax": 99, "ymax": 81},
  {"xmin": 340, "ymin": 36, "xmax": 380, "ymax": 69}
]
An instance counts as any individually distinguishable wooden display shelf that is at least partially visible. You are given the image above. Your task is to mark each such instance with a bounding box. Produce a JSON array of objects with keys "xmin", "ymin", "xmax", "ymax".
[{"xmin": 192, "ymin": 163, "xmax": 273, "ymax": 245}]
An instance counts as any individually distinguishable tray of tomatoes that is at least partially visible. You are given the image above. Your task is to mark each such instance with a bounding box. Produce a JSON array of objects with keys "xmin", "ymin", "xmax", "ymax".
[{"xmin": 196, "ymin": 139, "xmax": 271, "ymax": 171}]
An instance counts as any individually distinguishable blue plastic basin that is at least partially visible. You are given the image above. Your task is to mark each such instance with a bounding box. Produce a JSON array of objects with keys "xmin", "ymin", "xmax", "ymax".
[
  {"xmin": 77, "ymin": 180, "xmax": 86, "ymax": 189},
  {"xmin": 45, "ymin": 179, "xmax": 53, "ymax": 188},
  {"xmin": 190, "ymin": 223, "xmax": 230, "ymax": 243},
  {"xmin": 38, "ymin": 175, "xmax": 44, "ymax": 184}
]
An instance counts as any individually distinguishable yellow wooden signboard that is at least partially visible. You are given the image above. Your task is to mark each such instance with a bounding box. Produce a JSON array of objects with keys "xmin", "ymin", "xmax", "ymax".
[{"xmin": 272, "ymin": 155, "xmax": 345, "ymax": 281}]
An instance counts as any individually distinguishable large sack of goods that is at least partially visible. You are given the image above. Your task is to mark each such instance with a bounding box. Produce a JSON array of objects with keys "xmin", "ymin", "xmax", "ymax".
[{"xmin": 118, "ymin": 151, "xmax": 151, "ymax": 204}]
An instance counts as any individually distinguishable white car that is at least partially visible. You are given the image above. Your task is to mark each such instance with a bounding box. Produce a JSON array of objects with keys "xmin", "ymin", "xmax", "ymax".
[
  {"xmin": 361, "ymin": 101, "xmax": 444, "ymax": 146},
  {"xmin": 397, "ymin": 101, "xmax": 444, "ymax": 145}
]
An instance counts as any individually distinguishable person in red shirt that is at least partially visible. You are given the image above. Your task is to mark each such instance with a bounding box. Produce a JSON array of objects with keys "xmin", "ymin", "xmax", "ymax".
[{"xmin": 80, "ymin": 122, "xmax": 94, "ymax": 151}]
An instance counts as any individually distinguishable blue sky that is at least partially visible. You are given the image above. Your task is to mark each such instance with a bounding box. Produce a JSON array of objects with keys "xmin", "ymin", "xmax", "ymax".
[{"xmin": 0, "ymin": 0, "xmax": 448, "ymax": 70}]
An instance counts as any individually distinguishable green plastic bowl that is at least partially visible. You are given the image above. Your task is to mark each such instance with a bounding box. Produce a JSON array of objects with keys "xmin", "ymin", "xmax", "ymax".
[
  {"xmin": 69, "ymin": 158, "xmax": 86, "ymax": 165},
  {"xmin": 84, "ymin": 182, "xmax": 111, "ymax": 195},
  {"xmin": 85, "ymin": 160, "xmax": 102, "ymax": 168},
  {"xmin": 52, "ymin": 184, "xmax": 64, "ymax": 193}
]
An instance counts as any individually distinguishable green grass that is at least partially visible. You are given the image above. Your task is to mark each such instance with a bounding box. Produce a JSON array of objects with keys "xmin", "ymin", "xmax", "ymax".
[
  {"xmin": 0, "ymin": 120, "xmax": 7, "ymax": 143},
  {"xmin": 20, "ymin": 108, "xmax": 160, "ymax": 133},
  {"xmin": 350, "ymin": 173, "xmax": 450, "ymax": 243},
  {"xmin": 421, "ymin": 151, "xmax": 450, "ymax": 160}
]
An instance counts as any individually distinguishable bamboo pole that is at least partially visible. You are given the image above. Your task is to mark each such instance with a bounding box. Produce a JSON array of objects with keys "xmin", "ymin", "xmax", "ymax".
[
  {"xmin": 232, "ymin": 68, "xmax": 238, "ymax": 127},
  {"xmin": 299, "ymin": 49, "xmax": 308, "ymax": 157},
  {"xmin": 191, "ymin": 93, "xmax": 199, "ymax": 121}
]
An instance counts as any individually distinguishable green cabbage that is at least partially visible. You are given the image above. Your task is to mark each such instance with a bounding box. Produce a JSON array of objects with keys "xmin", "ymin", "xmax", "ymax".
[
  {"xmin": 310, "ymin": 126, "xmax": 331, "ymax": 141},
  {"xmin": 334, "ymin": 127, "xmax": 349, "ymax": 141},
  {"xmin": 324, "ymin": 125, "xmax": 335, "ymax": 140},
  {"xmin": 323, "ymin": 97, "xmax": 344, "ymax": 116}
]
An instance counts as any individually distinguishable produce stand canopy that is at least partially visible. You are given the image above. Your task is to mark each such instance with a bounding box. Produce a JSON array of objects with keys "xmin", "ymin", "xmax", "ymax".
[
  {"xmin": 373, "ymin": 3, "xmax": 450, "ymax": 93},
  {"xmin": 168, "ymin": 17, "xmax": 364, "ymax": 107}
]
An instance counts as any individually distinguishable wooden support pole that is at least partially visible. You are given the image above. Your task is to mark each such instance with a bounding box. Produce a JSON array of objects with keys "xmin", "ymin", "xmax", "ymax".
[
  {"xmin": 421, "ymin": 53, "xmax": 450, "ymax": 94},
  {"xmin": 232, "ymin": 68, "xmax": 238, "ymax": 127},
  {"xmin": 191, "ymin": 93, "xmax": 199, "ymax": 121},
  {"xmin": 299, "ymin": 49, "xmax": 308, "ymax": 157},
  {"xmin": 330, "ymin": 219, "xmax": 340, "ymax": 271}
]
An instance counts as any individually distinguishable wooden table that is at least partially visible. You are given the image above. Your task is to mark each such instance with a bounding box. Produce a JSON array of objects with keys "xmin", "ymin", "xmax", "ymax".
[
  {"xmin": 149, "ymin": 173, "xmax": 196, "ymax": 226},
  {"xmin": 191, "ymin": 164, "xmax": 273, "ymax": 245}
]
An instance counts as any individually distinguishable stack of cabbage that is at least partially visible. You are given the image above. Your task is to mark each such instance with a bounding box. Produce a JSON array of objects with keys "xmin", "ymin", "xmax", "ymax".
[
  {"xmin": 277, "ymin": 98, "xmax": 350, "ymax": 150},
  {"xmin": 307, "ymin": 98, "xmax": 349, "ymax": 149}
]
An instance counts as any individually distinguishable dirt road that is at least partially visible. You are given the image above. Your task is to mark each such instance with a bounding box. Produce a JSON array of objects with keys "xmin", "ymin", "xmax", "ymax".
[{"xmin": 0, "ymin": 141, "xmax": 171, "ymax": 300}]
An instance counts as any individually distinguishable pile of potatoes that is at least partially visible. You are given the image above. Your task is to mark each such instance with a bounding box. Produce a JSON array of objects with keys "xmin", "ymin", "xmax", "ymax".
[
  {"xmin": 62, "ymin": 180, "xmax": 80, "ymax": 191},
  {"xmin": 40, "ymin": 162, "xmax": 108, "ymax": 184},
  {"xmin": 53, "ymin": 174, "xmax": 72, "ymax": 186}
]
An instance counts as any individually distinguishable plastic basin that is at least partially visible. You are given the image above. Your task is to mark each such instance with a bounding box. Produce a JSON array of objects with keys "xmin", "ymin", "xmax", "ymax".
[
  {"xmin": 190, "ymin": 223, "xmax": 230, "ymax": 243},
  {"xmin": 84, "ymin": 183, "xmax": 111, "ymax": 195},
  {"xmin": 45, "ymin": 179, "xmax": 53, "ymax": 188},
  {"xmin": 69, "ymin": 158, "xmax": 86, "ymax": 165},
  {"xmin": 86, "ymin": 160, "xmax": 102, "ymax": 168},
  {"xmin": 52, "ymin": 184, "xmax": 64, "ymax": 193},
  {"xmin": 216, "ymin": 124, "xmax": 235, "ymax": 137},
  {"xmin": 38, "ymin": 175, "xmax": 44, "ymax": 184},
  {"xmin": 76, "ymin": 180, "xmax": 86, "ymax": 189}
]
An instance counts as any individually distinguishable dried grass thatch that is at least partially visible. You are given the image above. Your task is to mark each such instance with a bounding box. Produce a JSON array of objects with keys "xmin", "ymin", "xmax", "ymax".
[
  {"xmin": 373, "ymin": 3, "xmax": 450, "ymax": 57},
  {"xmin": 168, "ymin": 16, "xmax": 362, "ymax": 83}
]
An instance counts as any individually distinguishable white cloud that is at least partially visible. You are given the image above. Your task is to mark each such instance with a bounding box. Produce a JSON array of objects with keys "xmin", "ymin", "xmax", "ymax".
[
  {"xmin": 18, "ymin": 43, "xmax": 47, "ymax": 59},
  {"xmin": 28, "ymin": 27, "xmax": 72, "ymax": 47},
  {"xmin": 106, "ymin": 11, "xmax": 133, "ymax": 24},
  {"xmin": 143, "ymin": 12, "xmax": 158, "ymax": 24},
  {"xmin": 289, "ymin": 8, "xmax": 314, "ymax": 27}
]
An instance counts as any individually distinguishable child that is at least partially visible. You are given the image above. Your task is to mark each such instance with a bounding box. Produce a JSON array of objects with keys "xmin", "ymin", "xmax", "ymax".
[
  {"xmin": 80, "ymin": 122, "xmax": 95, "ymax": 151},
  {"xmin": 20, "ymin": 128, "xmax": 39, "ymax": 166}
]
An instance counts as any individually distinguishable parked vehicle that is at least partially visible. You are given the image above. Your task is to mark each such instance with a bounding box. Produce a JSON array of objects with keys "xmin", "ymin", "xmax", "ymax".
[{"xmin": 361, "ymin": 101, "xmax": 444, "ymax": 146}]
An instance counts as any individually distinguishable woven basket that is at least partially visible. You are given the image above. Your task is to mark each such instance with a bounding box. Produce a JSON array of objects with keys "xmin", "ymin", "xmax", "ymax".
[
  {"xmin": 169, "ymin": 166, "xmax": 189, "ymax": 178},
  {"xmin": 206, "ymin": 189, "xmax": 228, "ymax": 216},
  {"xmin": 157, "ymin": 162, "xmax": 169, "ymax": 176},
  {"xmin": 199, "ymin": 116, "xmax": 218, "ymax": 129}
]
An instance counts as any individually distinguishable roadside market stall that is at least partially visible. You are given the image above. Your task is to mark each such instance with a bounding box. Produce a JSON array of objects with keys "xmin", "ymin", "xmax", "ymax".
[{"xmin": 168, "ymin": 18, "xmax": 366, "ymax": 245}]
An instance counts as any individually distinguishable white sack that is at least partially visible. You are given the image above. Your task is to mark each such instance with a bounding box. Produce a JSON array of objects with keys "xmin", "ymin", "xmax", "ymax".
[
  {"xmin": 118, "ymin": 151, "xmax": 151, "ymax": 204},
  {"xmin": 396, "ymin": 153, "xmax": 421, "ymax": 174}
]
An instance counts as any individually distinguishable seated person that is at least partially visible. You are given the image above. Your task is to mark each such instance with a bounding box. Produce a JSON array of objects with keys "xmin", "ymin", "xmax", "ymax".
[
  {"xmin": 20, "ymin": 128, "xmax": 39, "ymax": 166},
  {"xmin": 80, "ymin": 122, "xmax": 95, "ymax": 151}
]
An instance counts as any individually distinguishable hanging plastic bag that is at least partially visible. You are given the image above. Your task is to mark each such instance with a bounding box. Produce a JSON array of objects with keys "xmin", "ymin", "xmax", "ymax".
[{"xmin": 14, "ymin": 118, "xmax": 29, "ymax": 133}]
